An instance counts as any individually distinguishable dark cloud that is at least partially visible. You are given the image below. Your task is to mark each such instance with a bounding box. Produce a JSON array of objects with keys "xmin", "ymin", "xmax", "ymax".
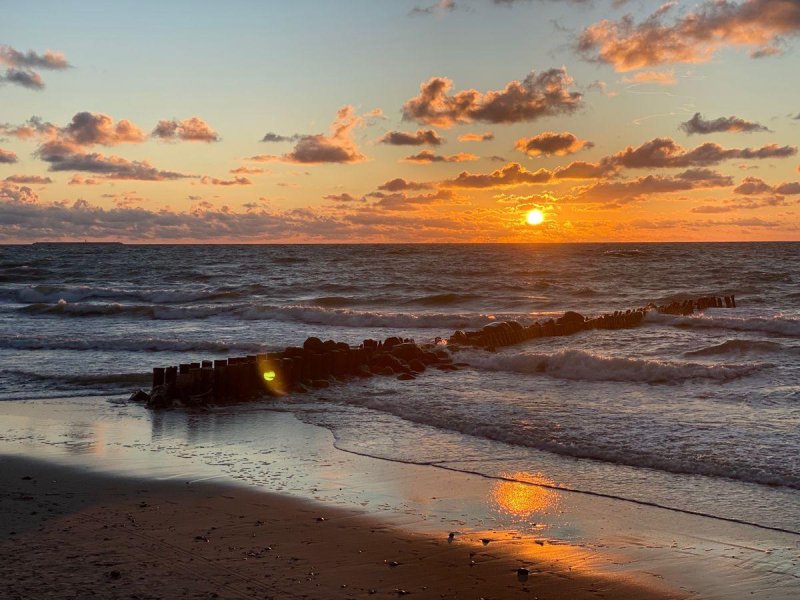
[
  {"xmin": 0, "ymin": 181, "xmax": 38, "ymax": 204},
  {"xmin": 553, "ymin": 160, "xmax": 615, "ymax": 180},
  {"xmin": 515, "ymin": 131, "xmax": 593, "ymax": 157},
  {"xmin": 577, "ymin": 0, "xmax": 800, "ymax": 71},
  {"xmin": 443, "ymin": 162, "xmax": 552, "ymax": 188},
  {"xmin": 0, "ymin": 148, "xmax": 18, "ymax": 164},
  {"xmin": 1, "ymin": 68, "xmax": 44, "ymax": 89},
  {"xmin": 36, "ymin": 144, "xmax": 193, "ymax": 181},
  {"xmin": 4, "ymin": 175, "xmax": 52, "ymax": 184},
  {"xmin": 680, "ymin": 113, "xmax": 770, "ymax": 135},
  {"xmin": 152, "ymin": 117, "xmax": 219, "ymax": 142},
  {"xmin": 608, "ymin": 137, "xmax": 797, "ymax": 169},
  {"xmin": 369, "ymin": 189, "xmax": 455, "ymax": 211},
  {"xmin": 64, "ymin": 112, "xmax": 146, "ymax": 146},
  {"xmin": 576, "ymin": 169, "xmax": 733, "ymax": 203},
  {"xmin": 261, "ymin": 132, "xmax": 301, "ymax": 143},
  {"xmin": 378, "ymin": 129, "xmax": 443, "ymax": 146},
  {"xmin": 253, "ymin": 106, "xmax": 369, "ymax": 164},
  {"xmin": 402, "ymin": 68, "xmax": 583, "ymax": 127},
  {"xmin": 0, "ymin": 45, "xmax": 70, "ymax": 90},
  {"xmin": 323, "ymin": 192, "xmax": 364, "ymax": 203},
  {"xmin": 377, "ymin": 178, "xmax": 433, "ymax": 192},
  {"xmin": 734, "ymin": 176, "xmax": 800, "ymax": 195},
  {"xmin": 403, "ymin": 150, "xmax": 478, "ymax": 163}
]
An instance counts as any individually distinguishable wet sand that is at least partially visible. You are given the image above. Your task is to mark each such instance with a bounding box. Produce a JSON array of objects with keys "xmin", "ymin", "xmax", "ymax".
[{"xmin": 0, "ymin": 455, "xmax": 679, "ymax": 600}]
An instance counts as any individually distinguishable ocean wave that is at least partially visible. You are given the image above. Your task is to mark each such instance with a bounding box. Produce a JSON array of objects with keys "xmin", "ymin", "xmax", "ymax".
[
  {"xmin": 4, "ymin": 369, "xmax": 150, "ymax": 387},
  {"xmin": 685, "ymin": 339, "xmax": 786, "ymax": 357},
  {"xmin": 8, "ymin": 284, "xmax": 244, "ymax": 305},
  {"xmin": 20, "ymin": 300, "xmax": 500, "ymax": 329},
  {"xmin": 405, "ymin": 293, "xmax": 480, "ymax": 306},
  {"xmin": 603, "ymin": 249, "xmax": 648, "ymax": 258},
  {"xmin": 458, "ymin": 348, "xmax": 762, "ymax": 383},
  {"xmin": 0, "ymin": 335, "xmax": 266, "ymax": 353},
  {"xmin": 647, "ymin": 311, "xmax": 800, "ymax": 337}
]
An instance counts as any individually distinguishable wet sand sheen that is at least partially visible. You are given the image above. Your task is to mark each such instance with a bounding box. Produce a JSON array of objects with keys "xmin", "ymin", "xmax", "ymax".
[{"xmin": 0, "ymin": 455, "xmax": 677, "ymax": 600}]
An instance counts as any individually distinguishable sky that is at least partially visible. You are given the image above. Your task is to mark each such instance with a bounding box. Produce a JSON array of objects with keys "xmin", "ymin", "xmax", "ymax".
[{"xmin": 1, "ymin": 0, "xmax": 799, "ymax": 243}]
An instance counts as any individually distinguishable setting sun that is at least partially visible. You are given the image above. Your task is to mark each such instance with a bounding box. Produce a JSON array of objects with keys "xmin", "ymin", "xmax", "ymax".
[{"xmin": 526, "ymin": 209, "xmax": 545, "ymax": 226}]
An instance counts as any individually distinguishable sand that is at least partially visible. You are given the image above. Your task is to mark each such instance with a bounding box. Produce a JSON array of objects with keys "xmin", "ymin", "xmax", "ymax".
[{"xmin": 0, "ymin": 455, "xmax": 681, "ymax": 600}]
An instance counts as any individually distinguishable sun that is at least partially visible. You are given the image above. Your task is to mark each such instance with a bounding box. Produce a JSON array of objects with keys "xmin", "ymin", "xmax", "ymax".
[{"xmin": 526, "ymin": 209, "xmax": 544, "ymax": 226}]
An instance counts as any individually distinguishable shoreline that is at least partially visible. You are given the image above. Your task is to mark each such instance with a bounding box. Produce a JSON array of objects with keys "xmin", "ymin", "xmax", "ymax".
[
  {"xmin": 2, "ymin": 395, "xmax": 799, "ymax": 599},
  {"xmin": 0, "ymin": 454, "xmax": 676, "ymax": 599}
]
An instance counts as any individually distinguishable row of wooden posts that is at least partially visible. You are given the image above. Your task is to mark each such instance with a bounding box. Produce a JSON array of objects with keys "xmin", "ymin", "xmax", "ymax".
[{"xmin": 140, "ymin": 295, "xmax": 736, "ymax": 409}]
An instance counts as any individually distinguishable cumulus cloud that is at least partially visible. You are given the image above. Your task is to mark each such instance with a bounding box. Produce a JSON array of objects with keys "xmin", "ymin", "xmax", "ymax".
[
  {"xmin": 0, "ymin": 45, "xmax": 69, "ymax": 90},
  {"xmin": 0, "ymin": 148, "xmax": 18, "ymax": 164},
  {"xmin": 577, "ymin": 0, "xmax": 800, "ymax": 71},
  {"xmin": 4, "ymin": 174, "xmax": 52, "ymax": 184},
  {"xmin": 458, "ymin": 132, "xmax": 495, "ymax": 142},
  {"xmin": 378, "ymin": 129, "xmax": 443, "ymax": 146},
  {"xmin": 515, "ymin": 131, "xmax": 593, "ymax": 157},
  {"xmin": 0, "ymin": 181, "xmax": 39, "ymax": 204},
  {"xmin": 553, "ymin": 160, "xmax": 615, "ymax": 180},
  {"xmin": 402, "ymin": 68, "xmax": 583, "ymax": 127},
  {"xmin": 152, "ymin": 117, "xmax": 219, "ymax": 142},
  {"xmin": 576, "ymin": 168, "xmax": 734, "ymax": 203},
  {"xmin": 369, "ymin": 189, "xmax": 455, "ymax": 211},
  {"xmin": 199, "ymin": 175, "xmax": 252, "ymax": 186},
  {"xmin": 37, "ymin": 146, "xmax": 193, "ymax": 181},
  {"xmin": 377, "ymin": 178, "xmax": 433, "ymax": 192},
  {"xmin": 443, "ymin": 162, "xmax": 552, "ymax": 188},
  {"xmin": 403, "ymin": 150, "xmax": 478, "ymax": 163},
  {"xmin": 323, "ymin": 192, "xmax": 364, "ymax": 203},
  {"xmin": 253, "ymin": 106, "xmax": 370, "ymax": 164},
  {"xmin": 607, "ymin": 137, "xmax": 796, "ymax": 169},
  {"xmin": 68, "ymin": 174, "xmax": 100, "ymax": 186},
  {"xmin": 621, "ymin": 70, "xmax": 676, "ymax": 85},
  {"xmin": 733, "ymin": 176, "xmax": 800, "ymax": 195},
  {"xmin": 679, "ymin": 112, "xmax": 770, "ymax": 135},
  {"xmin": 2, "ymin": 112, "xmax": 145, "ymax": 150}
]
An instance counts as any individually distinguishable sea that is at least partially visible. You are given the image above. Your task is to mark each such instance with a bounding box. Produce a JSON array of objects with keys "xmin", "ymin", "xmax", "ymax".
[{"xmin": 1, "ymin": 242, "xmax": 799, "ymax": 538}]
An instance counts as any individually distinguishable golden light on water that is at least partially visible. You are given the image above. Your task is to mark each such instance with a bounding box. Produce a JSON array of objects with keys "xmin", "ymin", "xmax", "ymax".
[
  {"xmin": 526, "ymin": 209, "xmax": 545, "ymax": 226},
  {"xmin": 491, "ymin": 471, "xmax": 559, "ymax": 517}
]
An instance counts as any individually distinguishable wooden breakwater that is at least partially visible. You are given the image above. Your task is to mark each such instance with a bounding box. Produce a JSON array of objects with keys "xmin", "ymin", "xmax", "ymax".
[{"xmin": 135, "ymin": 295, "xmax": 735, "ymax": 410}]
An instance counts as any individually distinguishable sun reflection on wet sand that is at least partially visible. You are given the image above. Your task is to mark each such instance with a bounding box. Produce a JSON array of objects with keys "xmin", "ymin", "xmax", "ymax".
[{"xmin": 491, "ymin": 471, "xmax": 560, "ymax": 518}]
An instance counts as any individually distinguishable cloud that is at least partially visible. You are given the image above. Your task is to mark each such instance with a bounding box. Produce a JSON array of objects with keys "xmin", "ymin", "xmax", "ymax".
[
  {"xmin": 377, "ymin": 178, "xmax": 433, "ymax": 192},
  {"xmin": 323, "ymin": 192, "xmax": 364, "ymax": 203},
  {"xmin": 410, "ymin": 0, "xmax": 457, "ymax": 16},
  {"xmin": 679, "ymin": 112, "xmax": 770, "ymax": 135},
  {"xmin": 37, "ymin": 145, "xmax": 193, "ymax": 181},
  {"xmin": 0, "ymin": 45, "xmax": 70, "ymax": 90},
  {"xmin": 553, "ymin": 160, "xmax": 615, "ymax": 180},
  {"xmin": 378, "ymin": 129, "xmax": 443, "ymax": 146},
  {"xmin": 229, "ymin": 166, "xmax": 267, "ymax": 175},
  {"xmin": 576, "ymin": 168, "xmax": 734, "ymax": 203},
  {"xmin": 64, "ymin": 112, "xmax": 146, "ymax": 146},
  {"xmin": 443, "ymin": 162, "xmax": 552, "ymax": 188},
  {"xmin": 261, "ymin": 132, "xmax": 301, "ymax": 143},
  {"xmin": 402, "ymin": 68, "xmax": 583, "ymax": 127},
  {"xmin": 1, "ymin": 68, "xmax": 45, "ymax": 89},
  {"xmin": 253, "ymin": 106, "xmax": 370, "ymax": 164},
  {"xmin": 621, "ymin": 70, "xmax": 676, "ymax": 85},
  {"xmin": 0, "ymin": 181, "xmax": 39, "ymax": 204},
  {"xmin": 608, "ymin": 137, "xmax": 796, "ymax": 169},
  {"xmin": 403, "ymin": 150, "xmax": 478, "ymax": 163},
  {"xmin": 68, "ymin": 174, "xmax": 100, "ymax": 186},
  {"xmin": 733, "ymin": 176, "xmax": 800, "ymax": 195},
  {"xmin": 0, "ymin": 148, "xmax": 18, "ymax": 164},
  {"xmin": 515, "ymin": 131, "xmax": 593, "ymax": 157},
  {"xmin": 577, "ymin": 0, "xmax": 800, "ymax": 71},
  {"xmin": 458, "ymin": 132, "xmax": 495, "ymax": 142},
  {"xmin": 199, "ymin": 175, "xmax": 252, "ymax": 186},
  {"xmin": 152, "ymin": 117, "xmax": 219, "ymax": 142},
  {"xmin": 4, "ymin": 174, "xmax": 52, "ymax": 184},
  {"xmin": 369, "ymin": 189, "xmax": 455, "ymax": 211}
]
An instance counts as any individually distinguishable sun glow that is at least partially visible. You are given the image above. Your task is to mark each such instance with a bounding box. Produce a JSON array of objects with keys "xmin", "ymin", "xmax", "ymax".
[{"xmin": 526, "ymin": 209, "xmax": 544, "ymax": 226}]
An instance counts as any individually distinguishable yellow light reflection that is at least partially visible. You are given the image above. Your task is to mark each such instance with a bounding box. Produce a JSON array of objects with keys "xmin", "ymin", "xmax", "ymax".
[
  {"xmin": 491, "ymin": 471, "xmax": 559, "ymax": 517},
  {"xmin": 263, "ymin": 370, "xmax": 276, "ymax": 382}
]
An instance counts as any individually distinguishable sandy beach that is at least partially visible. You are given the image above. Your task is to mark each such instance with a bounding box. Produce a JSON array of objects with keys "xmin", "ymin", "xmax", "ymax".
[{"xmin": 0, "ymin": 454, "xmax": 678, "ymax": 600}]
